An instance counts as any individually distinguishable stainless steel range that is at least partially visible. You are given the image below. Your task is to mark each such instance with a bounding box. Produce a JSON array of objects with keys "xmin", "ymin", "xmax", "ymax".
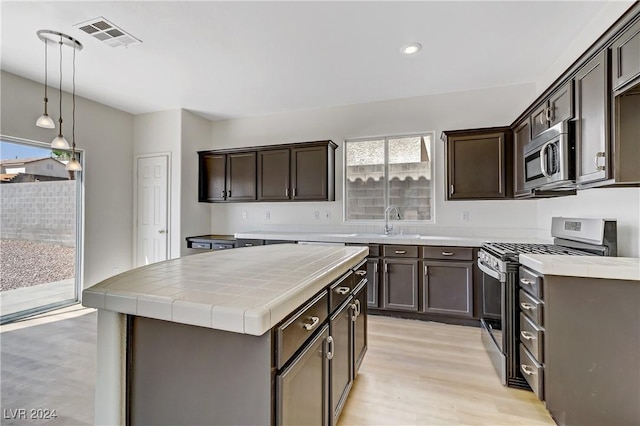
[{"xmin": 478, "ymin": 217, "xmax": 617, "ymax": 389}]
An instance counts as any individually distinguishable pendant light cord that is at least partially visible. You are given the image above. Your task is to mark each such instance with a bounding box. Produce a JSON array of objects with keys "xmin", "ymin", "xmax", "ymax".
[
  {"xmin": 72, "ymin": 46, "xmax": 76, "ymax": 154},
  {"xmin": 58, "ymin": 38, "xmax": 63, "ymax": 136},
  {"xmin": 43, "ymin": 40, "xmax": 48, "ymax": 101}
]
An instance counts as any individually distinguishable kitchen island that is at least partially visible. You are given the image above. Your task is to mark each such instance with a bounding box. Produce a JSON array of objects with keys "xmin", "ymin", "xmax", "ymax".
[{"xmin": 82, "ymin": 244, "xmax": 368, "ymax": 425}]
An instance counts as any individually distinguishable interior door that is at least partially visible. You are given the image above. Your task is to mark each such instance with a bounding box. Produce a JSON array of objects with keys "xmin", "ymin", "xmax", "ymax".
[{"xmin": 136, "ymin": 155, "xmax": 169, "ymax": 266}]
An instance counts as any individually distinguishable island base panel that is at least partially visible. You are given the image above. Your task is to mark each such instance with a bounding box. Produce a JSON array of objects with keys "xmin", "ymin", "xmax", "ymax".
[{"xmin": 127, "ymin": 316, "xmax": 272, "ymax": 426}]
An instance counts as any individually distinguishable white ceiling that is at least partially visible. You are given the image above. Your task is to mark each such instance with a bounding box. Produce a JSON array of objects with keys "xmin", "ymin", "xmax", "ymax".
[{"xmin": 0, "ymin": 1, "xmax": 632, "ymax": 121}]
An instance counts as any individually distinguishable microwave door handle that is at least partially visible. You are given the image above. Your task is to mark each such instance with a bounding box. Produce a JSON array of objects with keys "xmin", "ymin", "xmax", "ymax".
[{"xmin": 539, "ymin": 141, "xmax": 553, "ymax": 178}]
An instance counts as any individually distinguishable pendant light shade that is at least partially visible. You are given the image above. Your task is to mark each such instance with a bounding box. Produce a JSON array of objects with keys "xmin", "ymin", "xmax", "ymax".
[
  {"xmin": 36, "ymin": 114, "xmax": 55, "ymax": 128},
  {"xmin": 65, "ymin": 157, "xmax": 82, "ymax": 171},
  {"xmin": 51, "ymin": 135, "xmax": 70, "ymax": 149}
]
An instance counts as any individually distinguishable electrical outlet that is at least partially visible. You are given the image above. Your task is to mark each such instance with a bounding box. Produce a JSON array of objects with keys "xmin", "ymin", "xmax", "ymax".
[
  {"xmin": 265, "ymin": 211, "xmax": 271, "ymax": 220},
  {"xmin": 325, "ymin": 211, "xmax": 331, "ymax": 220},
  {"xmin": 314, "ymin": 211, "xmax": 320, "ymax": 221},
  {"xmin": 242, "ymin": 211, "xmax": 247, "ymax": 220},
  {"xmin": 462, "ymin": 211, "xmax": 470, "ymax": 222}
]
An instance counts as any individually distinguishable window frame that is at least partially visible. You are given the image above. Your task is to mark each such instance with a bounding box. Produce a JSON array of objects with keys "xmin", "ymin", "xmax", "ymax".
[{"xmin": 342, "ymin": 131, "xmax": 436, "ymax": 224}]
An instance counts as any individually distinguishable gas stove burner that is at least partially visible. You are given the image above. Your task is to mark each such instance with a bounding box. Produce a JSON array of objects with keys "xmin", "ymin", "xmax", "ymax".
[{"xmin": 481, "ymin": 242, "xmax": 596, "ymax": 260}]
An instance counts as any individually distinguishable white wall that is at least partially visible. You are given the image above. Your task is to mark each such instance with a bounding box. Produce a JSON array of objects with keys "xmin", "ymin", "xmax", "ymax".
[
  {"xmin": 537, "ymin": 188, "xmax": 640, "ymax": 257},
  {"xmin": 1, "ymin": 71, "xmax": 134, "ymax": 287},
  {"xmin": 180, "ymin": 110, "xmax": 213, "ymax": 256},
  {"xmin": 207, "ymin": 83, "xmax": 543, "ymax": 238},
  {"xmin": 133, "ymin": 110, "xmax": 182, "ymax": 260}
]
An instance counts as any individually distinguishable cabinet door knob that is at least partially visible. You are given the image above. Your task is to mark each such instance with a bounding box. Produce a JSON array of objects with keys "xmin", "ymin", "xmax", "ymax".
[
  {"xmin": 595, "ymin": 152, "xmax": 606, "ymax": 171},
  {"xmin": 351, "ymin": 303, "xmax": 358, "ymax": 321},
  {"xmin": 441, "ymin": 251, "xmax": 454, "ymax": 256},
  {"xmin": 521, "ymin": 364, "xmax": 536, "ymax": 375}
]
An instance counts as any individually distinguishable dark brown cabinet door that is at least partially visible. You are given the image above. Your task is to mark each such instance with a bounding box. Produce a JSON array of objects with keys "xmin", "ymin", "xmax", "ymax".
[
  {"xmin": 530, "ymin": 81, "xmax": 574, "ymax": 140},
  {"xmin": 445, "ymin": 129, "xmax": 511, "ymax": 200},
  {"xmin": 352, "ymin": 283, "xmax": 367, "ymax": 376},
  {"xmin": 330, "ymin": 299, "xmax": 352, "ymax": 425},
  {"xmin": 276, "ymin": 325, "xmax": 329, "ymax": 426},
  {"xmin": 611, "ymin": 18, "xmax": 640, "ymax": 91},
  {"xmin": 366, "ymin": 258, "xmax": 380, "ymax": 308},
  {"xmin": 382, "ymin": 259, "xmax": 418, "ymax": 311},
  {"xmin": 291, "ymin": 145, "xmax": 329, "ymax": 200},
  {"xmin": 513, "ymin": 119, "xmax": 532, "ymax": 198},
  {"xmin": 199, "ymin": 153, "xmax": 226, "ymax": 201},
  {"xmin": 575, "ymin": 49, "xmax": 610, "ymax": 185},
  {"xmin": 258, "ymin": 149, "xmax": 290, "ymax": 201},
  {"xmin": 421, "ymin": 261, "xmax": 473, "ymax": 318},
  {"xmin": 226, "ymin": 152, "xmax": 257, "ymax": 201},
  {"xmin": 530, "ymin": 104, "xmax": 549, "ymax": 140}
]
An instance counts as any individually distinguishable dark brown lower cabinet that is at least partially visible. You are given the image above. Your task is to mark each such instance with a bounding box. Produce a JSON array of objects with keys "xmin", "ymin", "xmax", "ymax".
[
  {"xmin": 421, "ymin": 260, "xmax": 473, "ymax": 317},
  {"xmin": 277, "ymin": 325, "xmax": 330, "ymax": 426},
  {"xmin": 352, "ymin": 281, "xmax": 368, "ymax": 375},
  {"xmin": 366, "ymin": 257, "xmax": 380, "ymax": 308},
  {"xmin": 330, "ymin": 298, "xmax": 353, "ymax": 425},
  {"xmin": 382, "ymin": 258, "xmax": 419, "ymax": 311}
]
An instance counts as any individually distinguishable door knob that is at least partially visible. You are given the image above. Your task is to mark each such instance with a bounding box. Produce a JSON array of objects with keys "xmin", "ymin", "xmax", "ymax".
[{"xmin": 158, "ymin": 229, "xmax": 167, "ymax": 234}]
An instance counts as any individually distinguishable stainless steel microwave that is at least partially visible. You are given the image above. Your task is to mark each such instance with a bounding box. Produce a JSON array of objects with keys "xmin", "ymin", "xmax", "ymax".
[{"xmin": 523, "ymin": 120, "xmax": 576, "ymax": 190}]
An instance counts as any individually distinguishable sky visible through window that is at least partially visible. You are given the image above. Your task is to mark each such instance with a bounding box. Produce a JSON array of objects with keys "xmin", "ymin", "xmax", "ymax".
[{"xmin": 0, "ymin": 141, "xmax": 51, "ymax": 160}]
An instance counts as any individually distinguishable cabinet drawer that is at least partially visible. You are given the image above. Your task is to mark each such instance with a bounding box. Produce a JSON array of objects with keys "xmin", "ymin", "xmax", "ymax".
[
  {"xmin": 382, "ymin": 245, "xmax": 418, "ymax": 258},
  {"xmin": 329, "ymin": 272, "xmax": 354, "ymax": 313},
  {"xmin": 189, "ymin": 242, "xmax": 211, "ymax": 249},
  {"xmin": 352, "ymin": 259, "xmax": 368, "ymax": 286},
  {"xmin": 276, "ymin": 290, "xmax": 329, "ymax": 369},
  {"xmin": 368, "ymin": 244, "xmax": 380, "ymax": 257},
  {"xmin": 519, "ymin": 289, "xmax": 543, "ymax": 326},
  {"xmin": 520, "ymin": 312, "xmax": 544, "ymax": 362},
  {"xmin": 236, "ymin": 239, "xmax": 264, "ymax": 248},
  {"xmin": 520, "ymin": 344, "xmax": 544, "ymax": 400},
  {"xmin": 519, "ymin": 266, "xmax": 542, "ymax": 298},
  {"xmin": 212, "ymin": 243, "xmax": 235, "ymax": 250},
  {"xmin": 421, "ymin": 246, "xmax": 472, "ymax": 260}
]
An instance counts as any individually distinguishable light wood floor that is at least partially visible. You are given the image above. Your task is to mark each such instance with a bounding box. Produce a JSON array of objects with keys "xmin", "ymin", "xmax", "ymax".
[
  {"xmin": 0, "ymin": 307, "xmax": 554, "ymax": 425},
  {"xmin": 339, "ymin": 315, "xmax": 555, "ymax": 426}
]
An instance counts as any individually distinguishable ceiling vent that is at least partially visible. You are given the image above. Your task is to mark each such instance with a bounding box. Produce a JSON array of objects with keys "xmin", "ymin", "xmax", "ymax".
[{"xmin": 74, "ymin": 17, "xmax": 141, "ymax": 48}]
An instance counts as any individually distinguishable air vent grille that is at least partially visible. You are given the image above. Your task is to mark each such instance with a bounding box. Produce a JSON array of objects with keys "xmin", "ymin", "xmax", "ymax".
[{"xmin": 74, "ymin": 17, "xmax": 141, "ymax": 48}]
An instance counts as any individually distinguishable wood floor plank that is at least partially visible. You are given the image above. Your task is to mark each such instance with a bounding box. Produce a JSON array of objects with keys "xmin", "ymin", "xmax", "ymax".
[{"xmin": 339, "ymin": 315, "xmax": 555, "ymax": 426}]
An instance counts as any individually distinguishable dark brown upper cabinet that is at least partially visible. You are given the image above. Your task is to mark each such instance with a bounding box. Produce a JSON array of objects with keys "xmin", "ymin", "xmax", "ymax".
[
  {"xmin": 199, "ymin": 153, "xmax": 227, "ymax": 202},
  {"xmin": 530, "ymin": 80, "xmax": 574, "ymax": 140},
  {"xmin": 611, "ymin": 18, "xmax": 640, "ymax": 93},
  {"xmin": 291, "ymin": 144, "xmax": 334, "ymax": 201},
  {"xmin": 513, "ymin": 118, "xmax": 532, "ymax": 198},
  {"xmin": 199, "ymin": 140, "xmax": 336, "ymax": 203},
  {"xmin": 442, "ymin": 127, "xmax": 513, "ymax": 200},
  {"xmin": 257, "ymin": 149, "xmax": 290, "ymax": 201},
  {"xmin": 226, "ymin": 152, "xmax": 257, "ymax": 201},
  {"xmin": 574, "ymin": 49, "xmax": 610, "ymax": 186}
]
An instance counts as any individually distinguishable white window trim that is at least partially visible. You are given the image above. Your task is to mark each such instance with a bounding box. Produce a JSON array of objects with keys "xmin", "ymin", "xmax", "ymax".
[{"xmin": 342, "ymin": 131, "xmax": 436, "ymax": 224}]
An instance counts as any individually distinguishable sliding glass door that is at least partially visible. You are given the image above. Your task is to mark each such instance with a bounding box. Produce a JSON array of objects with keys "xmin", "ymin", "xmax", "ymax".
[{"xmin": 0, "ymin": 137, "xmax": 83, "ymax": 323}]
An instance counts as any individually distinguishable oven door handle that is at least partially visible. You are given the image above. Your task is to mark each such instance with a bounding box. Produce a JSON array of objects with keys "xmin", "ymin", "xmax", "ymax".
[{"xmin": 477, "ymin": 259, "xmax": 504, "ymax": 282}]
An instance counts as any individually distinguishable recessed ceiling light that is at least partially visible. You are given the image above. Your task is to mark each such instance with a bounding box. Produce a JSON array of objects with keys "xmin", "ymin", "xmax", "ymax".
[{"xmin": 400, "ymin": 42, "xmax": 422, "ymax": 55}]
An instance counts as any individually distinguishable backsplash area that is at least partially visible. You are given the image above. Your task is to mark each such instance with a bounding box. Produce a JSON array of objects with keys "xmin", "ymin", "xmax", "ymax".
[{"xmin": 537, "ymin": 187, "xmax": 639, "ymax": 257}]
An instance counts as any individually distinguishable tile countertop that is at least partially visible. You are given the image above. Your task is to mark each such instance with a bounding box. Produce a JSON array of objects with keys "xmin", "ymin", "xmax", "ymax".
[
  {"xmin": 519, "ymin": 254, "xmax": 640, "ymax": 281},
  {"xmin": 82, "ymin": 244, "xmax": 368, "ymax": 336},
  {"xmin": 235, "ymin": 231, "xmax": 552, "ymax": 247}
]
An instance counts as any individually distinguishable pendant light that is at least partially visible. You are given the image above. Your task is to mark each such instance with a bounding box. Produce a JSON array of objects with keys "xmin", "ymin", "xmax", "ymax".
[
  {"xmin": 66, "ymin": 45, "xmax": 82, "ymax": 172},
  {"xmin": 36, "ymin": 30, "xmax": 83, "ymax": 151},
  {"xmin": 35, "ymin": 37, "xmax": 55, "ymax": 128}
]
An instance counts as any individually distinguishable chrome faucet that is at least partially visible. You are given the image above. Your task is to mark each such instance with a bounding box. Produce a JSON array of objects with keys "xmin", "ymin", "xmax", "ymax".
[{"xmin": 384, "ymin": 205, "xmax": 401, "ymax": 235}]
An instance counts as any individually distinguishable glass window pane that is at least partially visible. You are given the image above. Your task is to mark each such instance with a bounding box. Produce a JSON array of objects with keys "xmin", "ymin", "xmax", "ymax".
[
  {"xmin": 388, "ymin": 135, "xmax": 432, "ymax": 221},
  {"xmin": 345, "ymin": 139, "xmax": 386, "ymax": 220}
]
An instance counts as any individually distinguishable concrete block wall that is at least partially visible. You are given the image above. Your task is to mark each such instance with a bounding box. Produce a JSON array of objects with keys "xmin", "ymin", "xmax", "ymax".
[{"xmin": 0, "ymin": 180, "xmax": 76, "ymax": 246}]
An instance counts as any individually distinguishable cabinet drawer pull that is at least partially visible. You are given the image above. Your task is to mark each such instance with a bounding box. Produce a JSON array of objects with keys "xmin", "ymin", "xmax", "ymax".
[
  {"xmin": 355, "ymin": 299, "xmax": 361, "ymax": 317},
  {"xmin": 395, "ymin": 250, "xmax": 406, "ymax": 254},
  {"xmin": 355, "ymin": 270, "xmax": 367, "ymax": 276},
  {"xmin": 424, "ymin": 265, "xmax": 428, "ymax": 275},
  {"xmin": 441, "ymin": 251, "xmax": 454, "ymax": 256},
  {"xmin": 538, "ymin": 111, "xmax": 546, "ymax": 125},
  {"xmin": 228, "ymin": 190, "xmax": 231, "ymax": 197},
  {"xmin": 545, "ymin": 106, "xmax": 554, "ymax": 122},
  {"xmin": 521, "ymin": 331, "xmax": 535, "ymax": 340},
  {"xmin": 595, "ymin": 151, "xmax": 606, "ymax": 171},
  {"xmin": 374, "ymin": 262, "xmax": 378, "ymax": 273},
  {"xmin": 285, "ymin": 188, "xmax": 290, "ymax": 197},
  {"xmin": 384, "ymin": 263, "xmax": 389, "ymax": 274},
  {"xmin": 520, "ymin": 278, "xmax": 534, "ymax": 286},
  {"xmin": 520, "ymin": 302, "xmax": 535, "ymax": 311},
  {"xmin": 293, "ymin": 188, "xmax": 298, "ymax": 196},
  {"xmin": 521, "ymin": 364, "xmax": 536, "ymax": 375},
  {"xmin": 220, "ymin": 190, "xmax": 225, "ymax": 198},
  {"xmin": 245, "ymin": 243, "xmax": 253, "ymax": 247},
  {"xmin": 335, "ymin": 287, "xmax": 350, "ymax": 295},
  {"xmin": 303, "ymin": 316, "xmax": 320, "ymax": 331},
  {"xmin": 326, "ymin": 336, "xmax": 334, "ymax": 360}
]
